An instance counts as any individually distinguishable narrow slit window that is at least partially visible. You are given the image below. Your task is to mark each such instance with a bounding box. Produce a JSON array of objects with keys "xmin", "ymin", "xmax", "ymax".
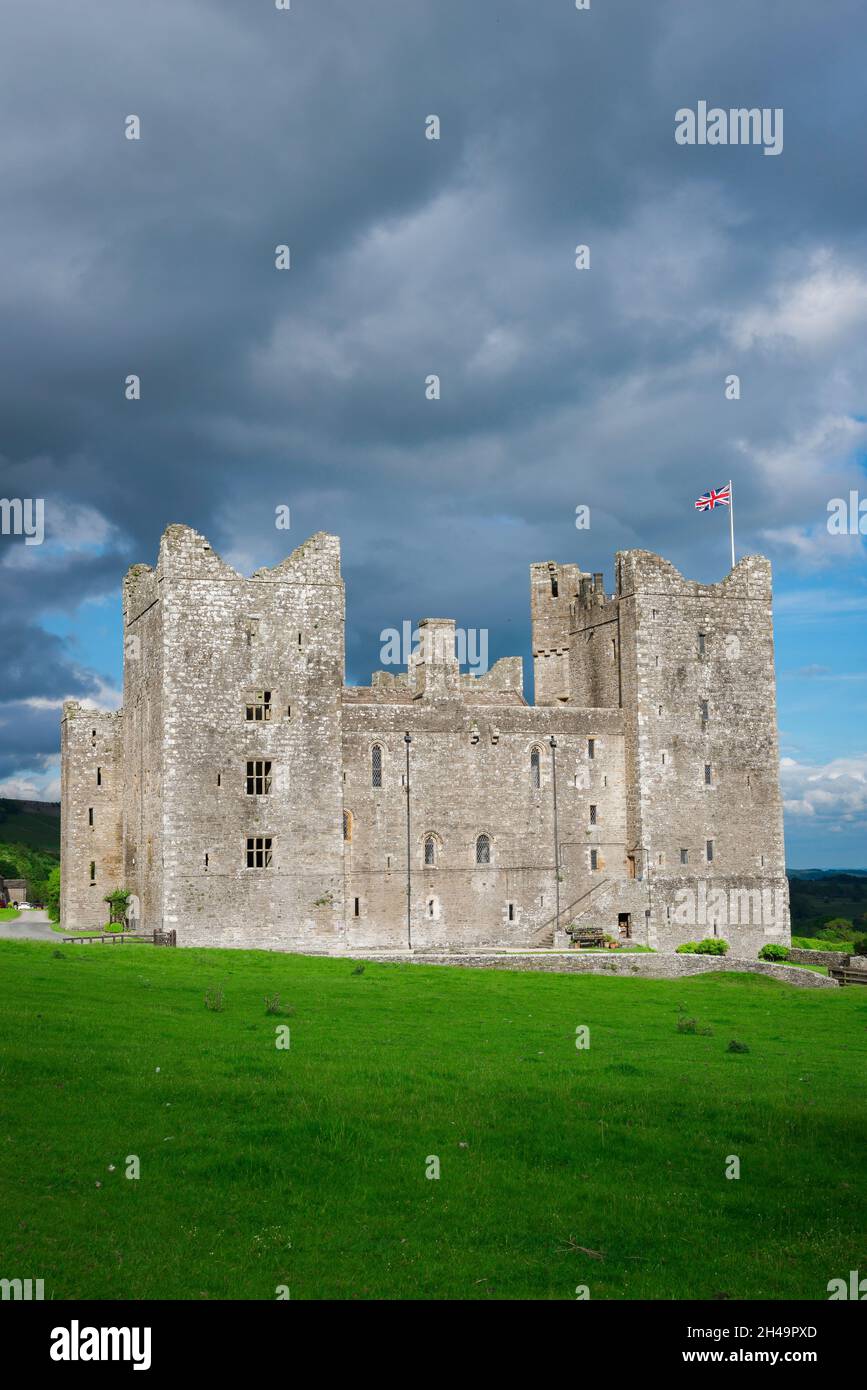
[
  {"xmin": 96, "ymin": 767, "xmax": 102, "ymax": 786},
  {"xmin": 590, "ymin": 849, "xmax": 598, "ymax": 871},
  {"xmin": 371, "ymin": 745, "xmax": 383, "ymax": 788},
  {"xmin": 343, "ymin": 810, "xmax": 352, "ymax": 842},
  {"xmin": 507, "ymin": 902, "xmax": 515, "ymax": 922},
  {"xmin": 589, "ymin": 804, "xmax": 597, "ymax": 826},
  {"xmin": 88, "ymin": 807, "xmax": 94, "ymax": 826},
  {"xmin": 706, "ymin": 840, "xmax": 714, "ymax": 863},
  {"xmin": 698, "ymin": 632, "xmax": 706, "ymax": 656},
  {"xmin": 354, "ymin": 897, "xmax": 360, "ymax": 918},
  {"xmin": 424, "ymin": 835, "xmax": 436, "ymax": 866},
  {"xmin": 680, "ymin": 848, "xmax": 689, "ymax": 866},
  {"xmin": 530, "ymin": 748, "xmax": 541, "ymax": 789},
  {"xmin": 587, "ymin": 737, "xmax": 595, "ymax": 760},
  {"xmin": 204, "ymin": 853, "xmax": 209, "ymax": 870},
  {"xmin": 700, "ymin": 699, "xmax": 709, "ymax": 724},
  {"xmin": 704, "ymin": 763, "xmax": 712, "ymax": 786},
  {"xmin": 89, "ymin": 861, "xmax": 96, "ymax": 883}
]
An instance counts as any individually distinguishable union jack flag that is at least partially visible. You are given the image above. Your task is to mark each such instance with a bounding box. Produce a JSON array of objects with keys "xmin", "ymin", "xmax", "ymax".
[{"xmin": 695, "ymin": 483, "xmax": 731, "ymax": 511}]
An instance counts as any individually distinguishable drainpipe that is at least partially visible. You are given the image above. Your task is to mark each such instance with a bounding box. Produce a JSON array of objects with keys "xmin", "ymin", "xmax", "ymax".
[
  {"xmin": 404, "ymin": 732, "xmax": 412, "ymax": 950},
  {"xmin": 550, "ymin": 735, "xmax": 560, "ymax": 939}
]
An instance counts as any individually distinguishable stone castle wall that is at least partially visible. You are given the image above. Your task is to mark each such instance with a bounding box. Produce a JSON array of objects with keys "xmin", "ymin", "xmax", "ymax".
[{"xmin": 60, "ymin": 527, "xmax": 791, "ymax": 955}]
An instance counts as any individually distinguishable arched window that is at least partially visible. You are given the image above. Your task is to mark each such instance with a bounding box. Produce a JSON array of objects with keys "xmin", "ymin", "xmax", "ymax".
[
  {"xmin": 475, "ymin": 833, "xmax": 491, "ymax": 865},
  {"xmin": 371, "ymin": 745, "xmax": 382, "ymax": 788},
  {"xmin": 530, "ymin": 747, "xmax": 541, "ymax": 789},
  {"xmin": 424, "ymin": 835, "xmax": 436, "ymax": 866},
  {"xmin": 343, "ymin": 810, "xmax": 353, "ymax": 842}
]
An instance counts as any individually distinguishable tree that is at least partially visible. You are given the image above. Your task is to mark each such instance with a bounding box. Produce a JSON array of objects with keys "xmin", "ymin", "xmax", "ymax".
[{"xmin": 45, "ymin": 866, "xmax": 61, "ymax": 923}]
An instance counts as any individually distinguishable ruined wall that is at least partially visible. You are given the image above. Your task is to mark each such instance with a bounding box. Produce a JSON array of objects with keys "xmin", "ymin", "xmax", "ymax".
[
  {"xmin": 122, "ymin": 560, "xmax": 164, "ymax": 932},
  {"xmin": 342, "ymin": 656, "xmax": 629, "ymax": 949},
  {"xmin": 60, "ymin": 703, "xmax": 124, "ymax": 928}
]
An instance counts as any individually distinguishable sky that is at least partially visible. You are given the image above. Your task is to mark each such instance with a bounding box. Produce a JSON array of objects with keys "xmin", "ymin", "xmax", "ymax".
[{"xmin": 0, "ymin": 0, "xmax": 865, "ymax": 868}]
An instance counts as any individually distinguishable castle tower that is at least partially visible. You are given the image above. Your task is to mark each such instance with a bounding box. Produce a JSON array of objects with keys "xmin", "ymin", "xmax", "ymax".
[{"xmin": 530, "ymin": 561, "xmax": 584, "ymax": 704}]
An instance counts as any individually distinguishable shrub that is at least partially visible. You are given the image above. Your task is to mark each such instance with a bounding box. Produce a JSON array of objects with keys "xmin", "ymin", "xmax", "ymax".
[
  {"xmin": 676, "ymin": 942, "xmax": 698, "ymax": 954},
  {"xmin": 264, "ymin": 993, "xmax": 294, "ymax": 1017},
  {"xmin": 351, "ymin": 964, "xmax": 365, "ymax": 976},
  {"xmin": 694, "ymin": 938, "xmax": 729, "ymax": 956},
  {"xmin": 676, "ymin": 1017, "xmax": 713, "ymax": 1036},
  {"xmin": 759, "ymin": 943, "xmax": 789, "ymax": 962},
  {"xmin": 727, "ymin": 1040, "xmax": 750, "ymax": 1054}
]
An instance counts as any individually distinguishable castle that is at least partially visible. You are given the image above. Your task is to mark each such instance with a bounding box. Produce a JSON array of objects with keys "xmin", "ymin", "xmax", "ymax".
[{"xmin": 60, "ymin": 524, "xmax": 789, "ymax": 954}]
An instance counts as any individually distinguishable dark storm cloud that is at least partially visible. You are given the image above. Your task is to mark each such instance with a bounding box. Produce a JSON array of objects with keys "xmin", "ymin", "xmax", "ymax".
[{"xmin": 0, "ymin": 0, "xmax": 866, "ymax": 785}]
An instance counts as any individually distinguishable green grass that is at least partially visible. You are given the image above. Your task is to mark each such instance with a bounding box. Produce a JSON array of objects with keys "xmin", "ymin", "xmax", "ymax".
[
  {"xmin": 0, "ymin": 906, "xmax": 20, "ymax": 922},
  {"xmin": 0, "ymin": 940, "xmax": 864, "ymax": 1301}
]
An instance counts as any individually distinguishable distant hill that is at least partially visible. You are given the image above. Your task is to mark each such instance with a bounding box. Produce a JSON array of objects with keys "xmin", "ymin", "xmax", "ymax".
[
  {"xmin": 789, "ymin": 868, "xmax": 867, "ymax": 878},
  {"xmin": 788, "ymin": 872, "xmax": 867, "ymax": 940},
  {"xmin": 0, "ymin": 799, "xmax": 60, "ymax": 854}
]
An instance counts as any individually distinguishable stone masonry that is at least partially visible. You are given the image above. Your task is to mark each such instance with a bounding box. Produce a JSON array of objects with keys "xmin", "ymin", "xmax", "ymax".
[{"xmin": 60, "ymin": 525, "xmax": 790, "ymax": 955}]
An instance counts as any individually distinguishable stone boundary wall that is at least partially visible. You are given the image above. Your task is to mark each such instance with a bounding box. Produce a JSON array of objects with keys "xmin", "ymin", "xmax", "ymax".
[
  {"xmin": 345, "ymin": 951, "xmax": 838, "ymax": 988},
  {"xmin": 787, "ymin": 947, "xmax": 851, "ymax": 967}
]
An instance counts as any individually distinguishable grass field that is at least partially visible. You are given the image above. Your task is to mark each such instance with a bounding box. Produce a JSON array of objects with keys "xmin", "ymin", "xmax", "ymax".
[
  {"xmin": 0, "ymin": 907, "xmax": 20, "ymax": 922},
  {"xmin": 0, "ymin": 940, "xmax": 865, "ymax": 1301}
]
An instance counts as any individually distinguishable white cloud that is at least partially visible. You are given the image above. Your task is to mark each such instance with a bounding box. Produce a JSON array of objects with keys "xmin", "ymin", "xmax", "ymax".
[
  {"xmin": 731, "ymin": 250, "xmax": 867, "ymax": 352},
  {"xmin": 781, "ymin": 753, "xmax": 867, "ymax": 824}
]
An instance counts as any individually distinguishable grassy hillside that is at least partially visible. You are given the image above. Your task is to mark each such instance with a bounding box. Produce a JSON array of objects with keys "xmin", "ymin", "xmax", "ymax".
[
  {"xmin": 0, "ymin": 798, "xmax": 60, "ymax": 853},
  {"xmin": 0, "ymin": 941, "xmax": 864, "ymax": 1301}
]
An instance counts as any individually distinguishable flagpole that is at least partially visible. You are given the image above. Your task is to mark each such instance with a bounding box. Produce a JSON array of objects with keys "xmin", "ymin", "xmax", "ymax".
[{"xmin": 728, "ymin": 479, "xmax": 736, "ymax": 569}]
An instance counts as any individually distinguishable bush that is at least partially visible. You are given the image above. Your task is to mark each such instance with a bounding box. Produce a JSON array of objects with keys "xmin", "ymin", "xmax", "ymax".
[
  {"xmin": 264, "ymin": 994, "xmax": 294, "ymax": 1017},
  {"xmin": 204, "ymin": 986, "xmax": 225, "ymax": 1012},
  {"xmin": 676, "ymin": 942, "xmax": 698, "ymax": 954},
  {"xmin": 759, "ymin": 943, "xmax": 789, "ymax": 961},
  {"xmin": 694, "ymin": 938, "xmax": 729, "ymax": 955},
  {"xmin": 727, "ymin": 1040, "xmax": 750, "ymax": 1054},
  {"xmin": 676, "ymin": 1016, "xmax": 713, "ymax": 1036}
]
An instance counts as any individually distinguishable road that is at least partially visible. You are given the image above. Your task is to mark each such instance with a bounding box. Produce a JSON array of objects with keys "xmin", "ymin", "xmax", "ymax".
[{"xmin": 0, "ymin": 908, "xmax": 58, "ymax": 942}]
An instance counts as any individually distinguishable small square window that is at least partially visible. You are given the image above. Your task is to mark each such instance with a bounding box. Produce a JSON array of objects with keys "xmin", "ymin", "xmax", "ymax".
[
  {"xmin": 246, "ymin": 836, "xmax": 272, "ymax": 868},
  {"xmin": 245, "ymin": 690, "xmax": 272, "ymax": 722},
  {"xmin": 246, "ymin": 759, "xmax": 272, "ymax": 795}
]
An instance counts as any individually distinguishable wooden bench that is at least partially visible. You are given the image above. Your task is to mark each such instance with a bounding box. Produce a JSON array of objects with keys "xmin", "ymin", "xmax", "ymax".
[
  {"xmin": 570, "ymin": 927, "xmax": 606, "ymax": 950},
  {"xmin": 829, "ymin": 965, "xmax": 867, "ymax": 987}
]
